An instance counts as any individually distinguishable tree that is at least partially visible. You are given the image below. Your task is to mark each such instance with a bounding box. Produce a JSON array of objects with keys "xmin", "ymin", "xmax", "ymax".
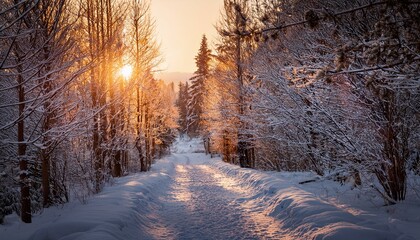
[
  {"xmin": 128, "ymin": 0, "xmax": 161, "ymax": 172},
  {"xmin": 83, "ymin": 0, "xmax": 128, "ymax": 191},
  {"xmin": 214, "ymin": 0, "xmax": 257, "ymax": 168},
  {"xmin": 0, "ymin": 0, "xmax": 175, "ymax": 224},
  {"xmin": 209, "ymin": 0, "xmax": 419, "ymax": 203},
  {"xmin": 176, "ymin": 82, "xmax": 189, "ymax": 135},
  {"xmin": 247, "ymin": 0, "xmax": 419, "ymax": 202},
  {"xmin": 0, "ymin": 0, "xmax": 85, "ymax": 222},
  {"xmin": 187, "ymin": 35, "xmax": 212, "ymax": 137}
]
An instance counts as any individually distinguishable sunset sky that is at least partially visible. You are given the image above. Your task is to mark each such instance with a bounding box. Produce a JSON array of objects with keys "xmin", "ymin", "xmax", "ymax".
[{"xmin": 150, "ymin": 0, "xmax": 224, "ymax": 73}]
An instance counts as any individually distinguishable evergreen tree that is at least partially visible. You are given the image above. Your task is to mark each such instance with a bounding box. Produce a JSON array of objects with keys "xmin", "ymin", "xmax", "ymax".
[
  {"xmin": 187, "ymin": 35, "xmax": 212, "ymax": 137},
  {"xmin": 176, "ymin": 82, "xmax": 189, "ymax": 135}
]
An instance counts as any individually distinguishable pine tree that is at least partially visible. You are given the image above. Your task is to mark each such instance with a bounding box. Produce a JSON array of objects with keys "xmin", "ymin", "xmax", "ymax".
[
  {"xmin": 187, "ymin": 35, "xmax": 212, "ymax": 137},
  {"xmin": 176, "ymin": 82, "xmax": 189, "ymax": 135}
]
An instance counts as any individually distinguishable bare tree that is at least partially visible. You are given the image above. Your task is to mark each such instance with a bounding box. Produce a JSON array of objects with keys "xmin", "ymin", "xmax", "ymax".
[{"xmin": 128, "ymin": 0, "xmax": 160, "ymax": 172}]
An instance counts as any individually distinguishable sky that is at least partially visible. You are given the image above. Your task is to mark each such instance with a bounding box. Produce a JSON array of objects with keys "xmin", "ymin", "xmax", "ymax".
[{"xmin": 150, "ymin": 0, "xmax": 224, "ymax": 73}]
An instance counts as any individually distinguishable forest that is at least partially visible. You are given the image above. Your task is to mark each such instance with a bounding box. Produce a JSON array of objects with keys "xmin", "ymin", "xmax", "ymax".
[
  {"xmin": 1, "ymin": 0, "xmax": 419, "ymax": 228},
  {"xmin": 0, "ymin": 0, "xmax": 177, "ymax": 224},
  {"xmin": 178, "ymin": 0, "xmax": 419, "ymax": 206}
]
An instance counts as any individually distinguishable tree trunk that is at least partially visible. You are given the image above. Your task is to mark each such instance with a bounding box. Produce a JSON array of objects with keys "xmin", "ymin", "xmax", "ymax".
[
  {"xmin": 41, "ymin": 62, "xmax": 53, "ymax": 207},
  {"xmin": 17, "ymin": 67, "xmax": 31, "ymax": 223},
  {"xmin": 234, "ymin": 9, "xmax": 254, "ymax": 169},
  {"xmin": 41, "ymin": 149, "xmax": 51, "ymax": 207},
  {"xmin": 375, "ymin": 89, "xmax": 408, "ymax": 202},
  {"xmin": 113, "ymin": 150, "xmax": 122, "ymax": 177},
  {"xmin": 136, "ymin": 86, "xmax": 147, "ymax": 172},
  {"xmin": 136, "ymin": 136, "xmax": 147, "ymax": 172},
  {"xmin": 144, "ymin": 105, "xmax": 152, "ymax": 170}
]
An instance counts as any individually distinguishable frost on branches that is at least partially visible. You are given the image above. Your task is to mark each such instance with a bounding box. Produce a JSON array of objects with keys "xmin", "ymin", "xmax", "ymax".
[{"xmin": 199, "ymin": 0, "xmax": 419, "ymax": 204}]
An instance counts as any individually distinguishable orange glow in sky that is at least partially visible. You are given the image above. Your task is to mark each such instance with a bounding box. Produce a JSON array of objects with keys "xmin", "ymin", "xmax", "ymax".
[{"xmin": 151, "ymin": 0, "xmax": 223, "ymax": 73}]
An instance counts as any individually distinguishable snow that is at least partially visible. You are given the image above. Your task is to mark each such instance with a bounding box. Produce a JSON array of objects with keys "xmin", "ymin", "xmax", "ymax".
[
  {"xmin": 211, "ymin": 162, "xmax": 420, "ymax": 239},
  {"xmin": 1, "ymin": 138, "xmax": 419, "ymax": 239},
  {"xmin": 0, "ymin": 162, "xmax": 174, "ymax": 240}
]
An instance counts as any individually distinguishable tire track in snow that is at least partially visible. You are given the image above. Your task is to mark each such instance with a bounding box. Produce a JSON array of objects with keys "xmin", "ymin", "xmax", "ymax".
[{"xmin": 146, "ymin": 154, "xmax": 285, "ymax": 240}]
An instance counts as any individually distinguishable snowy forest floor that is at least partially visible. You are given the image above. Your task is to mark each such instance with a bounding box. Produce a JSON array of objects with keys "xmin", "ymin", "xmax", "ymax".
[{"xmin": 1, "ymin": 138, "xmax": 420, "ymax": 240}]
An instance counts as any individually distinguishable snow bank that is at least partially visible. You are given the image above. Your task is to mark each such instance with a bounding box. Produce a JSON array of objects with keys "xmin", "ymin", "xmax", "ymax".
[
  {"xmin": 210, "ymin": 160, "xmax": 418, "ymax": 240},
  {"xmin": 0, "ymin": 159, "xmax": 175, "ymax": 240}
]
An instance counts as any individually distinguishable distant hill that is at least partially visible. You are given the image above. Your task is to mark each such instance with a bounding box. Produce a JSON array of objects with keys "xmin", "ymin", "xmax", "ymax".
[{"xmin": 155, "ymin": 72, "xmax": 193, "ymax": 91}]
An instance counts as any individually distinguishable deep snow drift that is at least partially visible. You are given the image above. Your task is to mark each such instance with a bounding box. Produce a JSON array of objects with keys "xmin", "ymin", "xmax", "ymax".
[{"xmin": 1, "ymin": 138, "xmax": 419, "ymax": 239}]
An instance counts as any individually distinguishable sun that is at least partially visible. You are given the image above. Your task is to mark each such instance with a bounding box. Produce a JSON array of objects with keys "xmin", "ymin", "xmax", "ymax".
[{"xmin": 120, "ymin": 64, "xmax": 133, "ymax": 80}]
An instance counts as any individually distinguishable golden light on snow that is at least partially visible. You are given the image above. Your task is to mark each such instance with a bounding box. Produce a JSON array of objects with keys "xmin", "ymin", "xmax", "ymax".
[
  {"xmin": 120, "ymin": 64, "xmax": 133, "ymax": 80},
  {"xmin": 173, "ymin": 165, "xmax": 193, "ymax": 202}
]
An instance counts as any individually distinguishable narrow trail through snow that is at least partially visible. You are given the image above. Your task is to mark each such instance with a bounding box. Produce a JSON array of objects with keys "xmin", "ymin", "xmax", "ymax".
[
  {"xmin": 146, "ymin": 153, "xmax": 284, "ymax": 240},
  {"xmin": 2, "ymin": 139, "xmax": 416, "ymax": 240}
]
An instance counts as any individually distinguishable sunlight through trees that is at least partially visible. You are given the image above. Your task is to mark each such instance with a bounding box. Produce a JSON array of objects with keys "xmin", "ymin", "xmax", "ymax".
[{"xmin": 0, "ymin": 0, "xmax": 176, "ymax": 223}]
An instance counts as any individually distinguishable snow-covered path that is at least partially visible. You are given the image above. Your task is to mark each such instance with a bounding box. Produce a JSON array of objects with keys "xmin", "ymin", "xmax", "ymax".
[
  {"xmin": 147, "ymin": 153, "xmax": 283, "ymax": 239},
  {"xmin": 1, "ymin": 138, "xmax": 419, "ymax": 240}
]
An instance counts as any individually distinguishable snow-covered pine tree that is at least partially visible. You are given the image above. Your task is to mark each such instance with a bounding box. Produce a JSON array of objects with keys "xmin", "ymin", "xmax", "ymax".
[{"xmin": 187, "ymin": 35, "xmax": 212, "ymax": 137}]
